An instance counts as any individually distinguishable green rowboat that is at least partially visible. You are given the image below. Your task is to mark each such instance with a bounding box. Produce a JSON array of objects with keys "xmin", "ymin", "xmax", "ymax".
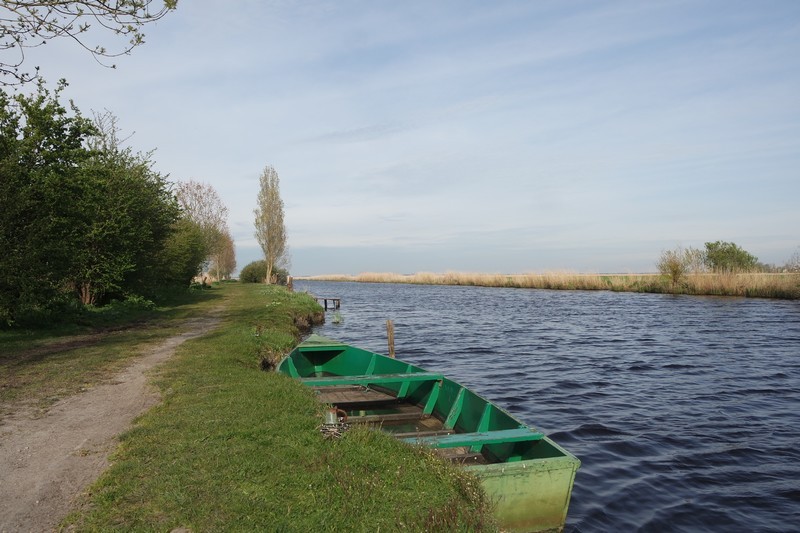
[{"xmin": 277, "ymin": 334, "xmax": 580, "ymax": 532}]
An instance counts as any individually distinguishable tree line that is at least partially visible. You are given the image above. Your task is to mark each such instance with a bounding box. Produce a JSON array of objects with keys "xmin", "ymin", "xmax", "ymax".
[{"xmin": 0, "ymin": 81, "xmax": 232, "ymax": 326}]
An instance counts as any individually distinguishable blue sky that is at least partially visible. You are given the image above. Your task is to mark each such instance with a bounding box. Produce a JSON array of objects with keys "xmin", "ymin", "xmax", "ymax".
[{"xmin": 18, "ymin": 0, "xmax": 800, "ymax": 274}]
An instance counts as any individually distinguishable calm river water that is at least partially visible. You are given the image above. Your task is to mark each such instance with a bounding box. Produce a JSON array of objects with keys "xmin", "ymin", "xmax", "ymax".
[{"xmin": 295, "ymin": 280, "xmax": 800, "ymax": 532}]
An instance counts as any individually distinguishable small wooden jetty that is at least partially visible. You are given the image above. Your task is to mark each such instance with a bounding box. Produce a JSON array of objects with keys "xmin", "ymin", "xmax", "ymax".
[{"xmin": 314, "ymin": 297, "xmax": 341, "ymax": 310}]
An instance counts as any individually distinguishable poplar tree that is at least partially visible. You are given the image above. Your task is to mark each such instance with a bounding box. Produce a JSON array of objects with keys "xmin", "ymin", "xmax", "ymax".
[{"xmin": 254, "ymin": 165, "xmax": 287, "ymax": 284}]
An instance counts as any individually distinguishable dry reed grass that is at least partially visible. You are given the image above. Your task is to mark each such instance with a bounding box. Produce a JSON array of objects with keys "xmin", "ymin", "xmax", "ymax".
[{"xmin": 298, "ymin": 271, "xmax": 800, "ymax": 299}]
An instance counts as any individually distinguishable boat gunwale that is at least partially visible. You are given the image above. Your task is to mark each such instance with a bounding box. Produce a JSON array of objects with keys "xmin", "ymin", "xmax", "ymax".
[{"xmin": 278, "ymin": 334, "xmax": 581, "ymax": 464}]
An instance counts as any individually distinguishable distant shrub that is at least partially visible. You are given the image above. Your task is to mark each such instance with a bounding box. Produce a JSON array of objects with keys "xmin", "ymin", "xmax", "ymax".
[
  {"xmin": 704, "ymin": 241, "xmax": 758, "ymax": 273},
  {"xmin": 273, "ymin": 267, "xmax": 289, "ymax": 286},
  {"xmin": 657, "ymin": 247, "xmax": 689, "ymax": 289},
  {"xmin": 240, "ymin": 261, "xmax": 269, "ymax": 283},
  {"xmin": 240, "ymin": 261, "xmax": 289, "ymax": 285}
]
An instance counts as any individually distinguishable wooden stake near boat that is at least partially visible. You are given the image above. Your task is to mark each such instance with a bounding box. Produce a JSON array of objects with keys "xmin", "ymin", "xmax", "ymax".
[
  {"xmin": 278, "ymin": 335, "xmax": 580, "ymax": 532},
  {"xmin": 386, "ymin": 319, "xmax": 395, "ymax": 358}
]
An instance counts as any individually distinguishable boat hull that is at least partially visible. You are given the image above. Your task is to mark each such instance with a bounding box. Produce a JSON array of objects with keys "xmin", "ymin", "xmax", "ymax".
[
  {"xmin": 470, "ymin": 451, "xmax": 579, "ymax": 532},
  {"xmin": 277, "ymin": 335, "xmax": 580, "ymax": 532}
]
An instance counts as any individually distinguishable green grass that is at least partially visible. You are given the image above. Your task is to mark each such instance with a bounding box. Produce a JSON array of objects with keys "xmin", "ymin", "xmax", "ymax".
[
  {"xmin": 62, "ymin": 283, "xmax": 494, "ymax": 531},
  {"xmin": 0, "ymin": 288, "xmax": 222, "ymax": 358},
  {"xmin": 0, "ymin": 288, "xmax": 224, "ymax": 416}
]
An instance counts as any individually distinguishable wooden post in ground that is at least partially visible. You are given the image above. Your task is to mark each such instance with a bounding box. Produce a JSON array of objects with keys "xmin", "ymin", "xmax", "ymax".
[
  {"xmin": 386, "ymin": 320, "xmax": 395, "ymax": 358},
  {"xmin": 287, "ymin": 276, "xmax": 293, "ymax": 292}
]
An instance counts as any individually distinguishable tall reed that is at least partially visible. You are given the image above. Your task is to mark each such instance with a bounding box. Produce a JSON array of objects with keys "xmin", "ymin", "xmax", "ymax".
[{"xmin": 299, "ymin": 271, "xmax": 800, "ymax": 299}]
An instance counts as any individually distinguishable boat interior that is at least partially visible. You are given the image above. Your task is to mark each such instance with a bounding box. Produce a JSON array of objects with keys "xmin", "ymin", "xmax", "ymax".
[{"xmin": 282, "ymin": 339, "xmax": 570, "ymax": 465}]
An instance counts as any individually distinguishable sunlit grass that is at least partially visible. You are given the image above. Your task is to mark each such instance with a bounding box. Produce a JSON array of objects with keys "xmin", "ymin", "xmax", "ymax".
[
  {"xmin": 62, "ymin": 283, "xmax": 494, "ymax": 531},
  {"xmin": 300, "ymin": 271, "xmax": 800, "ymax": 299}
]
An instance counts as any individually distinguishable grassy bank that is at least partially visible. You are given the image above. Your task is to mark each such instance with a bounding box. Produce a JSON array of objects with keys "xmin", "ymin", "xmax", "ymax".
[
  {"xmin": 300, "ymin": 271, "xmax": 800, "ymax": 299},
  {"xmin": 63, "ymin": 283, "xmax": 493, "ymax": 531}
]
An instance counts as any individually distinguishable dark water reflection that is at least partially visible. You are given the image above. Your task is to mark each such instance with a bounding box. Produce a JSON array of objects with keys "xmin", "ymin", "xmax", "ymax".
[{"xmin": 295, "ymin": 281, "xmax": 800, "ymax": 532}]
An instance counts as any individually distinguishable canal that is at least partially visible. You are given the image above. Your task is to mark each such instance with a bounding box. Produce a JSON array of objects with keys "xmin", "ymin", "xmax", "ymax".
[{"xmin": 295, "ymin": 280, "xmax": 800, "ymax": 532}]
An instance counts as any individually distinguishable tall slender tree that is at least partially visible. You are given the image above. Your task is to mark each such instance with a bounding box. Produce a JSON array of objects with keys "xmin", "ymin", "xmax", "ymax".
[{"xmin": 254, "ymin": 165, "xmax": 287, "ymax": 284}]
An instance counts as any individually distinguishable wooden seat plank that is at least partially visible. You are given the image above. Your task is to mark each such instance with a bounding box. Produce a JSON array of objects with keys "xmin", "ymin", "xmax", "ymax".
[
  {"xmin": 314, "ymin": 387, "xmax": 396, "ymax": 405},
  {"xmin": 300, "ymin": 372, "xmax": 443, "ymax": 387},
  {"xmin": 390, "ymin": 429, "xmax": 455, "ymax": 439},
  {"xmin": 436, "ymin": 448, "xmax": 488, "ymax": 465},
  {"xmin": 346, "ymin": 404, "xmax": 424, "ymax": 424}
]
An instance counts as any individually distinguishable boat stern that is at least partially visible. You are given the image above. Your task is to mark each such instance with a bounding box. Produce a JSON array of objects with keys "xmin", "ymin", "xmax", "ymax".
[{"xmin": 467, "ymin": 439, "xmax": 580, "ymax": 533}]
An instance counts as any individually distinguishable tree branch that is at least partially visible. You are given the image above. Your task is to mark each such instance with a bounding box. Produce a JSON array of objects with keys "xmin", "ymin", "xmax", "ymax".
[{"xmin": 1, "ymin": 0, "xmax": 177, "ymax": 85}]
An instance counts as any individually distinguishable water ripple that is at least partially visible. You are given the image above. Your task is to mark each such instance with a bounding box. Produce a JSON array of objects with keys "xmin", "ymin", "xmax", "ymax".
[{"xmin": 298, "ymin": 281, "xmax": 800, "ymax": 532}]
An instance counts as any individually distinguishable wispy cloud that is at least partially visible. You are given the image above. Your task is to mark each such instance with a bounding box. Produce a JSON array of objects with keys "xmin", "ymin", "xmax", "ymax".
[
  {"xmin": 20, "ymin": 0, "xmax": 800, "ymax": 273},
  {"xmin": 299, "ymin": 123, "xmax": 408, "ymax": 144}
]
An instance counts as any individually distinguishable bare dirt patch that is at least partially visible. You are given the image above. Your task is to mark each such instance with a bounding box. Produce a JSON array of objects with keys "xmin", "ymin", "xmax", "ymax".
[{"xmin": 0, "ymin": 312, "xmax": 222, "ymax": 532}]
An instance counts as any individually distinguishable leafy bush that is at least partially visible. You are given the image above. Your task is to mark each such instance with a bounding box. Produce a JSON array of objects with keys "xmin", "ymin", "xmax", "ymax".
[
  {"xmin": 0, "ymin": 83, "xmax": 182, "ymax": 325},
  {"xmin": 240, "ymin": 261, "xmax": 289, "ymax": 285},
  {"xmin": 273, "ymin": 267, "xmax": 289, "ymax": 285},
  {"xmin": 240, "ymin": 260, "xmax": 268, "ymax": 283},
  {"xmin": 657, "ymin": 246, "xmax": 704, "ymax": 289},
  {"xmin": 157, "ymin": 218, "xmax": 208, "ymax": 288},
  {"xmin": 704, "ymin": 241, "xmax": 758, "ymax": 273}
]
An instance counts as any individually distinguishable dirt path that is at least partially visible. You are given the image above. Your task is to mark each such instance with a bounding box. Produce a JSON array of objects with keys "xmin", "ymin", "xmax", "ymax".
[{"xmin": 0, "ymin": 312, "xmax": 223, "ymax": 532}]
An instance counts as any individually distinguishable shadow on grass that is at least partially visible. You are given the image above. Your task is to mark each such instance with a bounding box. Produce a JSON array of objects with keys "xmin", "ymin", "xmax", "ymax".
[
  {"xmin": 0, "ymin": 287, "xmax": 229, "ymax": 412},
  {"xmin": 0, "ymin": 288, "xmax": 224, "ymax": 366}
]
